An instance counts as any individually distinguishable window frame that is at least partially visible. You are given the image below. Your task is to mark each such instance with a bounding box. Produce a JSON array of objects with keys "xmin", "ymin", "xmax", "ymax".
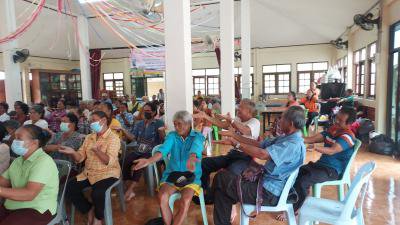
[
  {"xmin": 262, "ymin": 64, "xmax": 292, "ymax": 95},
  {"xmin": 367, "ymin": 42, "xmax": 377, "ymax": 98},
  {"xmin": 296, "ymin": 61, "xmax": 328, "ymax": 93},
  {"xmin": 192, "ymin": 68, "xmax": 220, "ymax": 96},
  {"xmin": 353, "ymin": 48, "xmax": 366, "ymax": 96},
  {"xmin": 103, "ymin": 72, "xmax": 125, "ymax": 97},
  {"xmin": 235, "ymin": 67, "xmax": 254, "ymax": 96}
]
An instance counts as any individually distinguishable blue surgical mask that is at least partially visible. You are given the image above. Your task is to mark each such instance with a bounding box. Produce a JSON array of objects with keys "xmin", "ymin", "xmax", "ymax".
[
  {"xmin": 90, "ymin": 121, "xmax": 103, "ymax": 133},
  {"xmin": 60, "ymin": 122, "xmax": 70, "ymax": 132},
  {"xmin": 11, "ymin": 140, "xmax": 28, "ymax": 156}
]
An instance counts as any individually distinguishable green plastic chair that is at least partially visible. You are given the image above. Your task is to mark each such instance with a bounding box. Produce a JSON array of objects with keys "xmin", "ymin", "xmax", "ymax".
[
  {"xmin": 47, "ymin": 160, "xmax": 72, "ymax": 225},
  {"xmin": 212, "ymin": 125, "xmax": 220, "ymax": 141},
  {"xmin": 302, "ymin": 109, "xmax": 309, "ymax": 137},
  {"xmin": 312, "ymin": 139, "xmax": 362, "ymax": 201}
]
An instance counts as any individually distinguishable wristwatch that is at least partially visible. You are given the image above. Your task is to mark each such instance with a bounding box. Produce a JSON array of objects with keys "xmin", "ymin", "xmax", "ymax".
[{"xmin": 234, "ymin": 142, "xmax": 241, "ymax": 150}]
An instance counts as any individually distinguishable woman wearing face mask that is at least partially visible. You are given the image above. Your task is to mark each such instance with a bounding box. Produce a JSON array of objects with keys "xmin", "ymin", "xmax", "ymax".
[
  {"xmin": 134, "ymin": 111, "xmax": 204, "ymax": 225},
  {"xmin": 44, "ymin": 113, "xmax": 83, "ymax": 175},
  {"xmin": 23, "ymin": 105, "xmax": 49, "ymax": 130},
  {"xmin": 59, "ymin": 111, "xmax": 121, "ymax": 225},
  {"xmin": 120, "ymin": 102, "xmax": 165, "ymax": 201},
  {"xmin": 0, "ymin": 125, "xmax": 58, "ymax": 225}
]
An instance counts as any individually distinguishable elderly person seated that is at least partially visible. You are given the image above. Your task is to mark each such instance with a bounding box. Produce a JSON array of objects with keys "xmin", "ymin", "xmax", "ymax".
[
  {"xmin": 2, "ymin": 120, "xmax": 20, "ymax": 147},
  {"xmin": 0, "ymin": 125, "xmax": 58, "ymax": 225},
  {"xmin": 120, "ymin": 102, "xmax": 165, "ymax": 201},
  {"xmin": 211, "ymin": 106, "xmax": 306, "ymax": 225},
  {"xmin": 193, "ymin": 99, "xmax": 260, "ymax": 196},
  {"xmin": 44, "ymin": 113, "xmax": 83, "ymax": 175},
  {"xmin": 24, "ymin": 104, "xmax": 48, "ymax": 130},
  {"xmin": 276, "ymin": 107, "xmax": 357, "ymax": 221},
  {"xmin": 134, "ymin": 111, "xmax": 204, "ymax": 225},
  {"xmin": 46, "ymin": 99, "xmax": 67, "ymax": 132},
  {"xmin": 115, "ymin": 103, "xmax": 134, "ymax": 130},
  {"xmin": 59, "ymin": 111, "xmax": 121, "ymax": 225}
]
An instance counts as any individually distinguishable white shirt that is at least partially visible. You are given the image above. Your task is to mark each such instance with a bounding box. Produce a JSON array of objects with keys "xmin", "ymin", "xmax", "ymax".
[
  {"xmin": 234, "ymin": 117, "xmax": 260, "ymax": 140},
  {"xmin": 0, "ymin": 113, "xmax": 10, "ymax": 122},
  {"xmin": 23, "ymin": 119, "xmax": 49, "ymax": 129}
]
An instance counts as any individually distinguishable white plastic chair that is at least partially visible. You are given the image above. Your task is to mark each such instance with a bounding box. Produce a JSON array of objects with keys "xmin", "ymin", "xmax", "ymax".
[
  {"xmin": 70, "ymin": 141, "xmax": 127, "ymax": 225},
  {"xmin": 299, "ymin": 161, "xmax": 376, "ymax": 225},
  {"xmin": 313, "ymin": 139, "xmax": 362, "ymax": 201},
  {"xmin": 240, "ymin": 168, "xmax": 300, "ymax": 225},
  {"xmin": 47, "ymin": 159, "xmax": 72, "ymax": 225},
  {"xmin": 151, "ymin": 145, "xmax": 209, "ymax": 225}
]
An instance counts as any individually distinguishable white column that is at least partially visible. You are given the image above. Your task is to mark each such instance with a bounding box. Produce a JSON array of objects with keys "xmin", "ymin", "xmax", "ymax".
[
  {"xmin": 164, "ymin": 0, "xmax": 193, "ymax": 128},
  {"xmin": 77, "ymin": 16, "xmax": 92, "ymax": 100},
  {"xmin": 220, "ymin": 0, "xmax": 236, "ymax": 115},
  {"xmin": 241, "ymin": 0, "xmax": 251, "ymax": 99},
  {"xmin": 1, "ymin": 0, "xmax": 22, "ymax": 104}
]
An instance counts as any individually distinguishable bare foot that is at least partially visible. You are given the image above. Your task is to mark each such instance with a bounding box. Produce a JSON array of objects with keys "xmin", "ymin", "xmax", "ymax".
[
  {"xmin": 124, "ymin": 190, "xmax": 136, "ymax": 202},
  {"xmin": 87, "ymin": 207, "xmax": 95, "ymax": 225},
  {"xmin": 92, "ymin": 217, "xmax": 102, "ymax": 225},
  {"xmin": 231, "ymin": 205, "xmax": 237, "ymax": 223},
  {"xmin": 276, "ymin": 213, "xmax": 287, "ymax": 221}
]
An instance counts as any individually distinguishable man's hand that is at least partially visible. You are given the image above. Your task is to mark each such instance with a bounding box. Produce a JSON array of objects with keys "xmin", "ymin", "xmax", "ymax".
[
  {"xmin": 133, "ymin": 158, "xmax": 151, "ymax": 170},
  {"xmin": 219, "ymin": 126, "xmax": 235, "ymax": 138},
  {"xmin": 58, "ymin": 146, "xmax": 75, "ymax": 154},
  {"xmin": 219, "ymin": 112, "xmax": 233, "ymax": 124},
  {"xmin": 213, "ymin": 137, "xmax": 235, "ymax": 146},
  {"xmin": 186, "ymin": 155, "xmax": 199, "ymax": 172},
  {"xmin": 193, "ymin": 111, "xmax": 207, "ymax": 119}
]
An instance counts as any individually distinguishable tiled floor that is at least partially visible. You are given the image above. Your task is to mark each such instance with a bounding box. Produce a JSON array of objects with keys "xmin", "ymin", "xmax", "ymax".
[{"xmin": 74, "ymin": 144, "xmax": 400, "ymax": 225}]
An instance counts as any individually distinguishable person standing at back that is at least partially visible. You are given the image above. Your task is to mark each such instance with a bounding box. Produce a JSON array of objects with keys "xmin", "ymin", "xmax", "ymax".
[{"xmin": 0, "ymin": 103, "xmax": 10, "ymax": 122}]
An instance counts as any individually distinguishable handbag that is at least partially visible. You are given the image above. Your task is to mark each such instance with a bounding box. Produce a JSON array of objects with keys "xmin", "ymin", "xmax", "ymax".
[
  {"xmin": 166, "ymin": 171, "xmax": 195, "ymax": 188},
  {"xmin": 236, "ymin": 160, "xmax": 266, "ymax": 218}
]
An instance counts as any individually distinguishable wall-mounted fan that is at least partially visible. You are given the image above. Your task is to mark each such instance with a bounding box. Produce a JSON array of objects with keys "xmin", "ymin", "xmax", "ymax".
[
  {"xmin": 354, "ymin": 13, "xmax": 380, "ymax": 31},
  {"xmin": 12, "ymin": 49, "xmax": 30, "ymax": 63},
  {"xmin": 330, "ymin": 38, "xmax": 348, "ymax": 50},
  {"xmin": 234, "ymin": 51, "xmax": 241, "ymax": 62}
]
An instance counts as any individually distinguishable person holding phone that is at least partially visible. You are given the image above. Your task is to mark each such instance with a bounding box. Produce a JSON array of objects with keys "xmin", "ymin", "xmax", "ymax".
[{"xmin": 134, "ymin": 110, "xmax": 204, "ymax": 225}]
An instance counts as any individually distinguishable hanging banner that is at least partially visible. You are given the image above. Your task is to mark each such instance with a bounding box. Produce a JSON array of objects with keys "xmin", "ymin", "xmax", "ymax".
[{"xmin": 130, "ymin": 47, "xmax": 165, "ymax": 75}]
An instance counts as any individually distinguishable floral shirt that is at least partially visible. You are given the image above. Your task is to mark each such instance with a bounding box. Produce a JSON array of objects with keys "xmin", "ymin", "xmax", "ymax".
[{"xmin": 46, "ymin": 110, "xmax": 66, "ymax": 132}]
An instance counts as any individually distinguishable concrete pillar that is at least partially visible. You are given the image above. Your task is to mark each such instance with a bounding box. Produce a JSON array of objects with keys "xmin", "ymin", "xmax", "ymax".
[
  {"xmin": 375, "ymin": 1, "xmax": 390, "ymax": 133},
  {"xmin": 77, "ymin": 16, "xmax": 92, "ymax": 100},
  {"xmin": 164, "ymin": 0, "xmax": 193, "ymax": 128},
  {"xmin": 241, "ymin": 0, "xmax": 251, "ymax": 99},
  {"xmin": 220, "ymin": 0, "xmax": 236, "ymax": 115},
  {"xmin": 1, "ymin": 0, "xmax": 22, "ymax": 104}
]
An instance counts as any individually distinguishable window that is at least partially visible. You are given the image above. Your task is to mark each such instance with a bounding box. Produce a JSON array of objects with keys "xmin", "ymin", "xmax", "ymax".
[
  {"xmin": 354, "ymin": 48, "xmax": 366, "ymax": 96},
  {"xmin": 368, "ymin": 42, "xmax": 377, "ymax": 97},
  {"xmin": 235, "ymin": 67, "xmax": 254, "ymax": 96},
  {"xmin": 297, "ymin": 62, "xmax": 328, "ymax": 93},
  {"xmin": 103, "ymin": 72, "xmax": 124, "ymax": 97},
  {"xmin": 262, "ymin": 64, "xmax": 291, "ymax": 94},
  {"xmin": 192, "ymin": 68, "xmax": 220, "ymax": 96}
]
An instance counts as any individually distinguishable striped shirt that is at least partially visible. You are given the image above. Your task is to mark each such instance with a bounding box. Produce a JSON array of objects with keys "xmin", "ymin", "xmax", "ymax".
[{"xmin": 316, "ymin": 125, "xmax": 355, "ymax": 175}]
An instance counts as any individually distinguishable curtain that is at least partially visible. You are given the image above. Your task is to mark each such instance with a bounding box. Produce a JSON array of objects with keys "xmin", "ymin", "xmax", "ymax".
[{"xmin": 90, "ymin": 49, "xmax": 101, "ymax": 99}]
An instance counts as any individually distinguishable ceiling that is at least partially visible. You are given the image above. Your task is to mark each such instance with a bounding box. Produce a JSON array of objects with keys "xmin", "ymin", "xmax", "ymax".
[{"xmin": 0, "ymin": 0, "xmax": 378, "ymax": 60}]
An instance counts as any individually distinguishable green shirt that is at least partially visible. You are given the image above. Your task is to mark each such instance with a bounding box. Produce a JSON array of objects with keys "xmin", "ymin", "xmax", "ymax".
[{"xmin": 2, "ymin": 148, "xmax": 59, "ymax": 215}]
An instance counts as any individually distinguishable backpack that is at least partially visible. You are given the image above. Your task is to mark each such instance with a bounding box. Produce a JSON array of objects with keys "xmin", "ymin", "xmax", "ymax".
[{"xmin": 145, "ymin": 217, "xmax": 164, "ymax": 225}]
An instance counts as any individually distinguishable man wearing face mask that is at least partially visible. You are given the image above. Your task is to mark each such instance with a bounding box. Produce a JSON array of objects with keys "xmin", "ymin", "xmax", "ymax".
[
  {"xmin": 59, "ymin": 111, "xmax": 121, "ymax": 225},
  {"xmin": 44, "ymin": 113, "xmax": 83, "ymax": 175},
  {"xmin": 120, "ymin": 102, "xmax": 165, "ymax": 201}
]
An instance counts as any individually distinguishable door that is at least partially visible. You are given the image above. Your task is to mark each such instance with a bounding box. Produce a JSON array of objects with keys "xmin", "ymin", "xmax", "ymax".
[{"xmin": 387, "ymin": 21, "xmax": 400, "ymax": 153}]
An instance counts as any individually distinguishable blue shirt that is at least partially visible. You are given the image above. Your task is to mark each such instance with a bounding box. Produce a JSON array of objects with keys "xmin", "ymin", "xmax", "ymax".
[
  {"xmin": 316, "ymin": 126, "xmax": 355, "ymax": 175},
  {"xmin": 261, "ymin": 131, "xmax": 305, "ymax": 197},
  {"xmin": 132, "ymin": 119, "xmax": 164, "ymax": 145},
  {"xmin": 157, "ymin": 130, "xmax": 205, "ymax": 185},
  {"xmin": 116, "ymin": 112, "xmax": 134, "ymax": 130}
]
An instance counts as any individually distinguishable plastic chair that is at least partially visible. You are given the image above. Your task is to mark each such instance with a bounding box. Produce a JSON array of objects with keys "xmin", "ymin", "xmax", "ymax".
[
  {"xmin": 299, "ymin": 161, "xmax": 376, "ymax": 225},
  {"xmin": 70, "ymin": 141, "xmax": 127, "ymax": 225},
  {"xmin": 240, "ymin": 168, "xmax": 299, "ymax": 225},
  {"xmin": 302, "ymin": 109, "xmax": 309, "ymax": 137},
  {"xmin": 212, "ymin": 125, "xmax": 220, "ymax": 141},
  {"xmin": 151, "ymin": 145, "xmax": 209, "ymax": 225},
  {"xmin": 312, "ymin": 139, "xmax": 362, "ymax": 202},
  {"xmin": 47, "ymin": 160, "xmax": 72, "ymax": 225}
]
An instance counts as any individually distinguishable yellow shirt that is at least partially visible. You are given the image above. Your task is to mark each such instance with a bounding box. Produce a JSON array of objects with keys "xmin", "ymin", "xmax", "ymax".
[
  {"xmin": 110, "ymin": 118, "xmax": 123, "ymax": 139},
  {"xmin": 76, "ymin": 128, "xmax": 121, "ymax": 184}
]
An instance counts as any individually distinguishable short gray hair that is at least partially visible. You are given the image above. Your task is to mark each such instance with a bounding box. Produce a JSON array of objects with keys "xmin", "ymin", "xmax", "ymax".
[
  {"xmin": 240, "ymin": 98, "xmax": 257, "ymax": 115},
  {"xmin": 282, "ymin": 106, "xmax": 306, "ymax": 129},
  {"xmin": 173, "ymin": 110, "xmax": 192, "ymax": 124}
]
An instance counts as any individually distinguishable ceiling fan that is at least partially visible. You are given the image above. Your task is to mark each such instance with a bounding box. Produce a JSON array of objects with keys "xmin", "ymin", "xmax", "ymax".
[{"xmin": 138, "ymin": 0, "xmax": 163, "ymax": 22}]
